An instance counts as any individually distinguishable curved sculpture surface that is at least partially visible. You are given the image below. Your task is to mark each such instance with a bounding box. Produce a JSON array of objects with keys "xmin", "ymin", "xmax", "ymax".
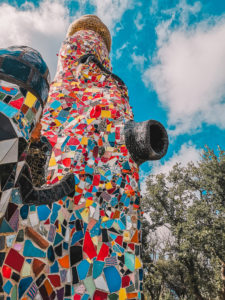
[{"xmin": 0, "ymin": 15, "xmax": 168, "ymax": 300}]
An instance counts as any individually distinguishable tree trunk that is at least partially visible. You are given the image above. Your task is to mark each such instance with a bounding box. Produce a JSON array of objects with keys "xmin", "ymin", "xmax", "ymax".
[
  {"xmin": 219, "ymin": 262, "xmax": 225, "ymax": 300},
  {"xmin": 185, "ymin": 258, "xmax": 206, "ymax": 300}
]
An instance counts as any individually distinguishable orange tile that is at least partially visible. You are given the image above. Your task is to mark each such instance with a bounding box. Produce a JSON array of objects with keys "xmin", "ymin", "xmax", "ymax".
[
  {"xmin": 127, "ymin": 293, "xmax": 138, "ymax": 299},
  {"xmin": 131, "ymin": 229, "xmax": 139, "ymax": 243},
  {"xmin": 113, "ymin": 210, "xmax": 120, "ymax": 219},
  {"xmin": 58, "ymin": 255, "xmax": 70, "ymax": 268},
  {"xmin": 44, "ymin": 279, "xmax": 53, "ymax": 296},
  {"xmin": 98, "ymin": 138, "xmax": 103, "ymax": 146}
]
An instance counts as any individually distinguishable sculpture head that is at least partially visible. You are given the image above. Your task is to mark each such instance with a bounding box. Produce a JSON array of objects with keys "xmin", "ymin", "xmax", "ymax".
[{"xmin": 0, "ymin": 46, "xmax": 50, "ymax": 190}]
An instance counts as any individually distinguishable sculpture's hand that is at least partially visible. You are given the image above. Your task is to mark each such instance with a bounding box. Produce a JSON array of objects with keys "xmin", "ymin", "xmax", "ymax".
[{"xmin": 124, "ymin": 120, "xmax": 169, "ymax": 165}]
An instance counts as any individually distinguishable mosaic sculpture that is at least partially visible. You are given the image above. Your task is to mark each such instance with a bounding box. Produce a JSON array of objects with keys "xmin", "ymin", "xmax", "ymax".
[{"xmin": 0, "ymin": 15, "xmax": 168, "ymax": 300}]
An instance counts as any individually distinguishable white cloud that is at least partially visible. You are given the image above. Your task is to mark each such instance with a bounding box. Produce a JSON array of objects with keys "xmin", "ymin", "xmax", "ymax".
[
  {"xmin": 115, "ymin": 42, "xmax": 129, "ymax": 59},
  {"xmin": 91, "ymin": 0, "xmax": 134, "ymax": 32},
  {"xmin": 160, "ymin": 0, "xmax": 201, "ymax": 32},
  {"xmin": 0, "ymin": 0, "xmax": 76, "ymax": 77},
  {"xmin": 0, "ymin": 0, "xmax": 135, "ymax": 77},
  {"xmin": 130, "ymin": 53, "xmax": 147, "ymax": 71},
  {"xmin": 134, "ymin": 12, "xmax": 144, "ymax": 31},
  {"xmin": 143, "ymin": 1, "xmax": 225, "ymax": 135},
  {"xmin": 149, "ymin": 0, "xmax": 158, "ymax": 15}
]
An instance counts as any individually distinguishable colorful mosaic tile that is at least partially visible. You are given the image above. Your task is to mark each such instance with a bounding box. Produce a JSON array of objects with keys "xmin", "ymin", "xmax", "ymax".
[
  {"xmin": 33, "ymin": 26, "xmax": 143, "ymax": 298},
  {"xmin": 0, "ymin": 15, "xmax": 168, "ymax": 300}
]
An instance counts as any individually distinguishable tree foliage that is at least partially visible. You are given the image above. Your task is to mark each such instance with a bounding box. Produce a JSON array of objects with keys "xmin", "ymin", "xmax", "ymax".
[{"xmin": 142, "ymin": 147, "xmax": 225, "ymax": 300}]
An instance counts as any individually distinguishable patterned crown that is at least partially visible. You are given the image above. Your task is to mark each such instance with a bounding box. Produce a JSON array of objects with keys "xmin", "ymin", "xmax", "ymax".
[{"xmin": 66, "ymin": 15, "xmax": 111, "ymax": 53}]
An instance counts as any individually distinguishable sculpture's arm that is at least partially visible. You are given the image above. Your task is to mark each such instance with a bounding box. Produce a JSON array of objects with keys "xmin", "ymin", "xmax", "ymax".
[
  {"xmin": 0, "ymin": 110, "xmax": 75, "ymax": 205},
  {"xmin": 124, "ymin": 120, "xmax": 169, "ymax": 165},
  {"xmin": 77, "ymin": 54, "xmax": 169, "ymax": 165},
  {"xmin": 15, "ymin": 163, "xmax": 75, "ymax": 205}
]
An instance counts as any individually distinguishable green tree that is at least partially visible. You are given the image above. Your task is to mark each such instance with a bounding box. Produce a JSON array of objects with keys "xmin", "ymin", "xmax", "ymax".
[{"xmin": 142, "ymin": 147, "xmax": 225, "ymax": 300}]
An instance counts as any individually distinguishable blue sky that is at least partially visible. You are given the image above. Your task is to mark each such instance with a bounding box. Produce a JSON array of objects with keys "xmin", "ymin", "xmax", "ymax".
[{"xmin": 1, "ymin": 0, "xmax": 225, "ymax": 182}]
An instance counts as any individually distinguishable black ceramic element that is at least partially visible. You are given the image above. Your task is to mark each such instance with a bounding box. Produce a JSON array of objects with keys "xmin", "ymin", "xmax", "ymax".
[
  {"xmin": 0, "ymin": 113, "xmax": 17, "ymax": 141},
  {"xmin": 26, "ymin": 136, "xmax": 52, "ymax": 187},
  {"xmin": 124, "ymin": 120, "xmax": 169, "ymax": 165},
  {"xmin": 0, "ymin": 163, "xmax": 16, "ymax": 191},
  {"xmin": 0, "ymin": 46, "xmax": 50, "ymax": 106},
  {"xmin": 15, "ymin": 163, "xmax": 75, "ymax": 205},
  {"xmin": 78, "ymin": 54, "xmax": 125, "ymax": 87}
]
